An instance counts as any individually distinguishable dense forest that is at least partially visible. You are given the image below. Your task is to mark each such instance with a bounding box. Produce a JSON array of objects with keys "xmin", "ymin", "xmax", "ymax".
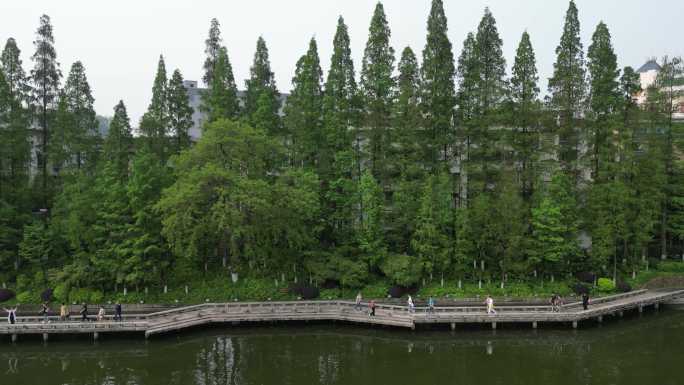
[{"xmin": 1, "ymin": 1, "xmax": 683, "ymax": 302}]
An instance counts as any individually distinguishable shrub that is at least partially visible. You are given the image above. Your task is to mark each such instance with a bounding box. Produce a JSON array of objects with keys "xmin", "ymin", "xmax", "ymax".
[
  {"xmin": 41, "ymin": 288, "xmax": 53, "ymax": 302},
  {"xmin": 337, "ymin": 259, "xmax": 369, "ymax": 288},
  {"xmin": 575, "ymin": 271, "xmax": 595, "ymax": 284},
  {"xmin": 239, "ymin": 279, "xmax": 276, "ymax": 301},
  {"xmin": 319, "ymin": 288, "xmax": 341, "ymax": 299},
  {"xmin": 647, "ymin": 258, "xmax": 661, "ymax": 270},
  {"xmin": 0, "ymin": 289, "xmax": 15, "ymax": 302},
  {"xmin": 381, "ymin": 254, "xmax": 421, "ymax": 287},
  {"xmin": 16, "ymin": 291, "xmax": 33, "ymax": 303},
  {"xmin": 321, "ymin": 280, "xmax": 340, "ymax": 289},
  {"xmin": 288, "ymin": 283, "xmax": 304, "ymax": 296},
  {"xmin": 300, "ymin": 287, "xmax": 319, "ymax": 300},
  {"xmin": 53, "ymin": 284, "xmax": 68, "ymax": 302},
  {"xmin": 69, "ymin": 288, "xmax": 104, "ymax": 304},
  {"xmin": 572, "ymin": 283, "xmax": 589, "ymax": 295},
  {"xmin": 616, "ymin": 281, "xmax": 631, "ymax": 293},
  {"xmin": 388, "ymin": 286, "xmax": 404, "ymax": 298},
  {"xmin": 597, "ymin": 278, "xmax": 616, "ymax": 293},
  {"xmin": 361, "ymin": 282, "xmax": 390, "ymax": 299},
  {"xmin": 658, "ymin": 261, "xmax": 684, "ymax": 273}
]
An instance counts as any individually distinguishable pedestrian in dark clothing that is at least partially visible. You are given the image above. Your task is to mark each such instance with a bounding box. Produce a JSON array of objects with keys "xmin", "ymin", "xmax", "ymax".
[
  {"xmin": 369, "ymin": 300, "xmax": 376, "ymax": 317},
  {"xmin": 80, "ymin": 303, "xmax": 88, "ymax": 322},
  {"xmin": 114, "ymin": 303, "xmax": 122, "ymax": 321},
  {"xmin": 582, "ymin": 293, "xmax": 590, "ymax": 310},
  {"xmin": 41, "ymin": 302, "xmax": 50, "ymax": 323}
]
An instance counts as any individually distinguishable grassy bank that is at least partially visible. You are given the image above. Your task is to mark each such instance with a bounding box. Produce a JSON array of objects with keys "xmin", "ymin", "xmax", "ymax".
[{"xmin": 2, "ymin": 261, "xmax": 684, "ymax": 306}]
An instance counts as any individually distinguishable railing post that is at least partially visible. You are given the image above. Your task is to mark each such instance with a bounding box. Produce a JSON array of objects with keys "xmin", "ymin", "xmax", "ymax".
[
  {"xmin": 43, "ymin": 333, "xmax": 48, "ymax": 342},
  {"xmin": 491, "ymin": 322, "xmax": 497, "ymax": 330}
]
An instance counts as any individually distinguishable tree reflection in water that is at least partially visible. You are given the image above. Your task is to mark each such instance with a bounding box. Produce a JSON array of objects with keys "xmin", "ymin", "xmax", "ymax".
[{"xmin": 0, "ymin": 310, "xmax": 682, "ymax": 385}]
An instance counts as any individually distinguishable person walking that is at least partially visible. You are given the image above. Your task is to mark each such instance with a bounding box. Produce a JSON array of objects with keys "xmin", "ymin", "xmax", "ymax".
[
  {"xmin": 59, "ymin": 303, "xmax": 69, "ymax": 321},
  {"xmin": 41, "ymin": 302, "xmax": 50, "ymax": 323},
  {"xmin": 80, "ymin": 303, "xmax": 88, "ymax": 322},
  {"xmin": 355, "ymin": 292, "xmax": 363, "ymax": 311},
  {"xmin": 427, "ymin": 297, "xmax": 435, "ymax": 315},
  {"xmin": 97, "ymin": 306, "xmax": 106, "ymax": 321},
  {"xmin": 407, "ymin": 295, "xmax": 415, "ymax": 314},
  {"xmin": 550, "ymin": 294, "xmax": 559, "ymax": 312},
  {"xmin": 114, "ymin": 302, "xmax": 122, "ymax": 321},
  {"xmin": 582, "ymin": 293, "xmax": 590, "ymax": 311},
  {"xmin": 369, "ymin": 300, "xmax": 376, "ymax": 317},
  {"xmin": 3, "ymin": 307, "xmax": 18, "ymax": 324},
  {"xmin": 485, "ymin": 295, "xmax": 496, "ymax": 315}
]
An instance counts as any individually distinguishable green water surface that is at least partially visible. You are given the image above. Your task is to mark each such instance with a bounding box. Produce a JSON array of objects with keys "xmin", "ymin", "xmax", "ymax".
[{"xmin": 1, "ymin": 309, "xmax": 682, "ymax": 385}]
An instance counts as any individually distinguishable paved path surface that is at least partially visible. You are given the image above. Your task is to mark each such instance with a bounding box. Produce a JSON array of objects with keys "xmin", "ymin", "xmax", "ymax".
[{"xmin": 2, "ymin": 289, "xmax": 683, "ymax": 340}]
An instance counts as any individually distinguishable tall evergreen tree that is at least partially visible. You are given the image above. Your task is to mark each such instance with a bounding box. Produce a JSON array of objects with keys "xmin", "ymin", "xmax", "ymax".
[
  {"xmin": 509, "ymin": 31, "xmax": 541, "ymax": 200},
  {"xmin": 2, "ymin": 38, "xmax": 30, "ymax": 105},
  {"xmin": 103, "ymin": 100, "xmax": 133, "ymax": 181},
  {"xmin": 284, "ymin": 38, "xmax": 323, "ymax": 168},
  {"xmin": 420, "ymin": 0, "xmax": 456, "ymax": 171},
  {"xmin": 244, "ymin": 37, "xmax": 280, "ymax": 135},
  {"xmin": 360, "ymin": 2, "xmax": 395, "ymax": 183},
  {"xmin": 647, "ymin": 56, "xmax": 684, "ymax": 259},
  {"xmin": 390, "ymin": 46, "xmax": 423, "ymax": 251},
  {"xmin": 203, "ymin": 18, "xmax": 222, "ymax": 87},
  {"xmin": 468, "ymin": 8, "xmax": 507, "ymax": 195},
  {"xmin": 548, "ymin": 0, "xmax": 586, "ymax": 181},
  {"xmin": 320, "ymin": 16, "xmax": 361, "ymax": 248},
  {"xmin": 393, "ymin": 46, "xmax": 423, "ymax": 173},
  {"xmin": 139, "ymin": 55, "xmax": 169, "ymax": 161},
  {"xmin": 456, "ymin": 32, "xmax": 478, "ymax": 203},
  {"xmin": 587, "ymin": 22, "xmax": 620, "ymax": 180},
  {"xmin": 201, "ymin": 46, "xmax": 239, "ymax": 123},
  {"xmin": 167, "ymin": 69, "xmax": 193, "ymax": 154},
  {"xmin": 0, "ymin": 40, "xmax": 31, "ymax": 197},
  {"xmin": 62, "ymin": 61, "xmax": 98, "ymax": 171},
  {"xmin": 30, "ymin": 14, "xmax": 62, "ymax": 204}
]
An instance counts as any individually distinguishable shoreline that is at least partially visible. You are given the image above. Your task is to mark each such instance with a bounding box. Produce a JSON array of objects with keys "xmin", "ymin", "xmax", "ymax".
[{"xmin": 1, "ymin": 290, "xmax": 682, "ymax": 342}]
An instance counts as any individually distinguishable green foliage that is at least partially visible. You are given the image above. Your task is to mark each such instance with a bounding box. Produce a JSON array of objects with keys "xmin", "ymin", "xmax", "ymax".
[
  {"xmin": 420, "ymin": 0, "xmax": 456, "ymax": 170},
  {"xmin": 167, "ymin": 69, "xmax": 193, "ymax": 154},
  {"xmin": 16, "ymin": 291, "xmax": 32, "ymax": 303},
  {"xmin": 201, "ymin": 46, "xmax": 240, "ymax": 123},
  {"xmin": 597, "ymin": 277, "xmax": 616, "ymax": 293},
  {"xmin": 381, "ymin": 254, "xmax": 422, "ymax": 287},
  {"xmin": 284, "ymin": 38, "xmax": 323, "ymax": 168},
  {"xmin": 203, "ymin": 18, "xmax": 222, "ymax": 86},
  {"xmin": 360, "ymin": 2, "xmax": 395, "ymax": 182},
  {"xmin": 244, "ymin": 37, "xmax": 281, "ymax": 135},
  {"xmin": 2, "ymin": 7, "xmax": 683, "ymax": 307},
  {"xmin": 139, "ymin": 55, "xmax": 169, "ymax": 161}
]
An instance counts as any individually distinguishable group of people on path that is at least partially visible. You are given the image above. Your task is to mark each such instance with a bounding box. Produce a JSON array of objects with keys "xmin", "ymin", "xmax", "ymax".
[
  {"xmin": 4, "ymin": 302, "xmax": 124, "ymax": 324},
  {"xmin": 354, "ymin": 292, "xmax": 588, "ymax": 317}
]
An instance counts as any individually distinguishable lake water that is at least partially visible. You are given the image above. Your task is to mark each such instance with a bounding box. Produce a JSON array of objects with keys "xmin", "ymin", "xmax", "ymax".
[{"xmin": 1, "ymin": 308, "xmax": 682, "ymax": 385}]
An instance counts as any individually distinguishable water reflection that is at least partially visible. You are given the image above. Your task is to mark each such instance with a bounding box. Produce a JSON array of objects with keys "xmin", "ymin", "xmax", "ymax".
[{"xmin": 0, "ymin": 310, "xmax": 682, "ymax": 385}]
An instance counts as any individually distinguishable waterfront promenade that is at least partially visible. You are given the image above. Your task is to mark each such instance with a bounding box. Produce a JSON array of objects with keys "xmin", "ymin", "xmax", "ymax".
[{"xmin": 2, "ymin": 289, "xmax": 683, "ymax": 341}]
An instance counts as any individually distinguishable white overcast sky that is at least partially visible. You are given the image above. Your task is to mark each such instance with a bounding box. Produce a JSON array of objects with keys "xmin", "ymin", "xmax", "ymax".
[{"xmin": 1, "ymin": 0, "xmax": 682, "ymax": 125}]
